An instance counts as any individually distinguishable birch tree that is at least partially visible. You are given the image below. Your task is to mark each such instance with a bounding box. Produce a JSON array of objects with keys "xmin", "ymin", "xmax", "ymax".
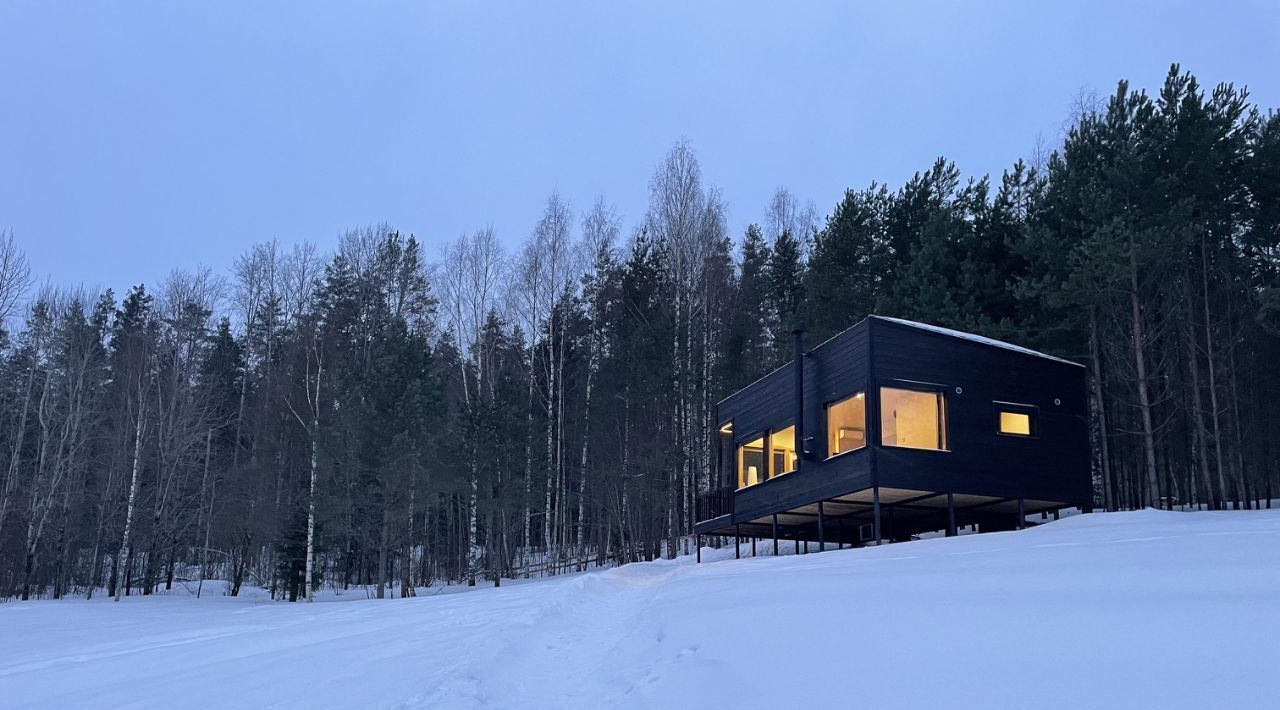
[
  {"xmin": 646, "ymin": 141, "xmax": 725, "ymax": 556},
  {"xmin": 439, "ymin": 227, "xmax": 505, "ymax": 585}
]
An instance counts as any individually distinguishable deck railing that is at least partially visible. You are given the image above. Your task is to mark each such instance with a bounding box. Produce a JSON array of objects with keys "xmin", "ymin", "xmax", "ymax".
[{"xmin": 696, "ymin": 486, "xmax": 734, "ymax": 522}]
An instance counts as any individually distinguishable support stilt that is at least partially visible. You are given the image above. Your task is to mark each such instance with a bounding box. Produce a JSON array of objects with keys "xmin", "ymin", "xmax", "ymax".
[
  {"xmin": 873, "ymin": 486, "xmax": 882, "ymax": 545},
  {"xmin": 772, "ymin": 514, "xmax": 779, "ymax": 557},
  {"xmin": 946, "ymin": 492, "xmax": 956, "ymax": 537},
  {"xmin": 1017, "ymin": 498, "xmax": 1025, "ymax": 530},
  {"xmin": 818, "ymin": 501, "xmax": 825, "ymax": 552}
]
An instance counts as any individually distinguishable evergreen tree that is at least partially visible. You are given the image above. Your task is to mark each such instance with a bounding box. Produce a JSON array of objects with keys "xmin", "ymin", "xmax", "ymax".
[
  {"xmin": 766, "ymin": 227, "xmax": 805, "ymax": 363},
  {"xmin": 722, "ymin": 224, "xmax": 772, "ymax": 390},
  {"xmin": 804, "ymin": 185, "xmax": 890, "ymax": 342}
]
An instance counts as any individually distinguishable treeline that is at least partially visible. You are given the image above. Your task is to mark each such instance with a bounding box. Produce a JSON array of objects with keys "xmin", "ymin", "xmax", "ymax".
[{"xmin": 1, "ymin": 65, "xmax": 1278, "ymax": 601}]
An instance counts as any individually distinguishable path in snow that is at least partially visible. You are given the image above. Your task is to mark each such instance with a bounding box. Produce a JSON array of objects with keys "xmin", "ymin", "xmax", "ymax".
[{"xmin": 2, "ymin": 509, "xmax": 1279, "ymax": 709}]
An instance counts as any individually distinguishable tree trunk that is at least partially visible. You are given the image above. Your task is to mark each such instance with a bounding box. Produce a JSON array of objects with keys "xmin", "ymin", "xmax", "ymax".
[
  {"xmin": 1129, "ymin": 241, "xmax": 1161, "ymax": 508},
  {"xmin": 376, "ymin": 494, "xmax": 389, "ymax": 599},
  {"xmin": 197, "ymin": 428, "xmax": 213, "ymax": 599},
  {"xmin": 1184, "ymin": 279, "xmax": 1216, "ymax": 509},
  {"xmin": 1088, "ymin": 311, "xmax": 1115, "ymax": 511},
  {"xmin": 543, "ymin": 319, "xmax": 557, "ymax": 563},
  {"xmin": 575, "ymin": 317, "xmax": 599, "ymax": 564},
  {"xmin": 303, "ymin": 424, "xmax": 318, "ymax": 601},
  {"xmin": 1200, "ymin": 239, "xmax": 1231, "ymax": 507},
  {"xmin": 402, "ymin": 465, "xmax": 416, "ymax": 598},
  {"xmin": 0, "ymin": 333, "xmax": 39, "ymax": 547},
  {"xmin": 115, "ymin": 396, "xmax": 146, "ymax": 602},
  {"xmin": 521, "ymin": 345, "xmax": 537, "ymax": 573}
]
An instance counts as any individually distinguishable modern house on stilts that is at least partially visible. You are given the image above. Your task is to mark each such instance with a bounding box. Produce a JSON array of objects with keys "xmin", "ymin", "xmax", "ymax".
[{"xmin": 694, "ymin": 315, "xmax": 1092, "ymax": 558}]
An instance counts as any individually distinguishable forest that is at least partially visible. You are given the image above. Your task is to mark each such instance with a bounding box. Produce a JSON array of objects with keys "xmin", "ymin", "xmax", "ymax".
[{"xmin": 1, "ymin": 65, "xmax": 1278, "ymax": 601}]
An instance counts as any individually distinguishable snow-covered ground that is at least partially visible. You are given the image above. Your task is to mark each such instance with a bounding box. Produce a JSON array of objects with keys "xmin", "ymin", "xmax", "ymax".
[{"xmin": 2, "ymin": 509, "xmax": 1278, "ymax": 709}]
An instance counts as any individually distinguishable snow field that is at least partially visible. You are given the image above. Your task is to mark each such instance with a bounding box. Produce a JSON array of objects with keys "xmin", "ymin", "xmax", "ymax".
[{"xmin": 1, "ymin": 508, "xmax": 1278, "ymax": 709}]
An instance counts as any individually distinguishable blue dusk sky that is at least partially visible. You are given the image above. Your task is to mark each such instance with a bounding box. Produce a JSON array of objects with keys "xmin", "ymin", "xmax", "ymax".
[{"xmin": 2, "ymin": 1, "xmax": 1278, "ymax": 295}]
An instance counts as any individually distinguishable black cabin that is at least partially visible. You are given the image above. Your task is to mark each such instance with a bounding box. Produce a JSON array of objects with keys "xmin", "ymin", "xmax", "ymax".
[{"xmin": 695, "ymin": 315, "xmax": 1092, "ymax": 551}]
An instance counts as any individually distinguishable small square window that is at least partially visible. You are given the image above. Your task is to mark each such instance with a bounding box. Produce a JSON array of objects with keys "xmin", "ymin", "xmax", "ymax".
[
  {"xmin": 995, "ymin": 404, "xmax": 1037, "ymax": 437},
  {"xmin": 1000, "ymin": 411, "xmax": 1031, "ymax": 435}
]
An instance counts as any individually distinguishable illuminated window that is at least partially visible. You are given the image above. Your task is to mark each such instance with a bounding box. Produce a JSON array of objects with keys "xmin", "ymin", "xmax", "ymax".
[
  {"xmin": 737, "ymin": 436, "xmax": 766, "ymax": 489},
  {"xmin": 770, "ymin": 425, "xmax": 798, "ymax": 477},
  {"xmin": 880, "ymin": 387, "xmax": 946, "ymax": 450},
  {"xmin": 826, "ymin": 393, "xmax": 866, "ymax": 457},
  {"xmin": 996, "ymin": 406, "xmax": 1036, "ymax": 437}
]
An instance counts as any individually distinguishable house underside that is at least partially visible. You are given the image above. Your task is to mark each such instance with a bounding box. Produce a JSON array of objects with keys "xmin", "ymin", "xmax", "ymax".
[{"xmin": 696, "ymin": 485, "xmax": 1074, "ymax": 548}]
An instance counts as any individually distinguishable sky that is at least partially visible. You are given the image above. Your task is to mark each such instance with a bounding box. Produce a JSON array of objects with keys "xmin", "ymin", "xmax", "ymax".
[{"xmin": 2, "ymin": 1, "xmax": 1279, "ymax": 297}]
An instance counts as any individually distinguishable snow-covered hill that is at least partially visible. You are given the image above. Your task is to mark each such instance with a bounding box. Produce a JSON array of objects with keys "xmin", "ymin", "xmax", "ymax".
[{"xmin": 3, "ymin": 509, "xmax": 1278, "ymax": 709}]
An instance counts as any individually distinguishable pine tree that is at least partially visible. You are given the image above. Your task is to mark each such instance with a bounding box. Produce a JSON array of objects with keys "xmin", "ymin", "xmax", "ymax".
[
  {"xmin": 766, "ymin": 227, "xmax": 805, "ymax": 364},
  {"xmin": 722, "ymin": 224, "xmax": 772, "ymax": 390},
  {"xmin": 804, "ymin": 185, "xmax": 890, "ymax": 342}
]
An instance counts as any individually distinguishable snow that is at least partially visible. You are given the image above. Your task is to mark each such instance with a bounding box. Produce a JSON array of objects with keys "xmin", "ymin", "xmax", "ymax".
[
  {"xmin": 3, "ymin": 509, "xmax": 1279, "ymax": 709},
  {"xmin": 874, "ymin": 315, "xmax": 1084, "ymax": 366}
]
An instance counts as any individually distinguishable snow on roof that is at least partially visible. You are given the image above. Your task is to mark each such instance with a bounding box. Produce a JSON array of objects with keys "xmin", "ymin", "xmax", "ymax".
[{"xmin": 873, "ymin": 316, "xmax": 1082, "ymax": 367}]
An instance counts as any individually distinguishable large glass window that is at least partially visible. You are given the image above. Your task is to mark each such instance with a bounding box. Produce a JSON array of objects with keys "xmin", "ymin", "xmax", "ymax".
[
  {"xmin": 826, "ymin": 393, "xmax": 866, "ymax": 457},
  {"xmin": 737, "ymin": 436, "xmax": 766, "ymax": 489},
  {"xmin": 770, "ymin": 425, "xmax": 798, "ymax": 477},
  {"xmin": 881, "ymin": 387, "xmax": 947, "ymax": 450}
]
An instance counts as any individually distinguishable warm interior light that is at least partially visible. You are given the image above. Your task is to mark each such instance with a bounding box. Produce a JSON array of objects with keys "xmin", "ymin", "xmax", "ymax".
[
  {"xmin": 770, "ymin": 425, "xmax": 797, "ymax": 476},
  {"xmin": 999, "ymin": 410, "xmax": 1032, "ymax": 436},
  {"xmin": 737, "ymin": 437, "xmax": 766, "ymax": 489},
  {"xmin": 881, "ymin": 387, "xmax": 945, "ymax": 450},
  {"xmin": 827, "ymin": 393, "xmax": 867, "ymax": 456}
]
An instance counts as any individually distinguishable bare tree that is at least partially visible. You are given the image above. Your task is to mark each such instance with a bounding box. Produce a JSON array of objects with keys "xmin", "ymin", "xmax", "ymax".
[
  {"xmin": 282, "ymin": 241, "xmax": 324, "ymax": 326},
  {"xmin": 574, "ymin": 198, "xmax": 619, "ymax": 561},
  {"xmin": 1061, "ymin": 86, "xmax": 1103, "ymax": 137},
  {"xmin": 0, "ymin": 230, "xmax": 33, "ymax": 328},
  {"xmin": 647, "ymin": 141, "xmax": 725, "ymax": 556},
  {"xmin": 22, "ymin": 289, "xmax": 105, "ymax": 599},
  {"xmin": 438, "ymin": 227, "xmax": 506, "ymax": 585},
  {"xmin": 764, "ymin": 187, "xmax": 818, "ymax": 249},
  {"xmin": 0, "ymin": 299, "xmax": 46, "ymax": 547},
  {"xmin": 114, "ymin": 311, "xmax": 153, "ymax": 602},
  {"xmin": 512, "ymin": 193, "xmax": 579, "ymax": 564},
  {"xmin": 285, "ymin": 327, "xmax": 323, "ymax": 602},
  {"xmin": 146, "ymin": 268, "xmax": 225, "ymax": 593}
]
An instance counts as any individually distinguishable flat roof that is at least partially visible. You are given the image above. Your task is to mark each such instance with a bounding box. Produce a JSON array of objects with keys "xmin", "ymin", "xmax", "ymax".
[
  {"xmin": 872, "ymin": 316, "xmax": 1083, "ymax": 367},
  {"xmin": 718, "ymin": 314, "xmax": 1082, "ymax": 411}
]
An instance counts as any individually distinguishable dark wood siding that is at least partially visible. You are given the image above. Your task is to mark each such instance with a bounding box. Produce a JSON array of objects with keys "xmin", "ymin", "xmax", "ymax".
[
  {"xmin": 717, "ymin": 322, "xmax": 872, "ymax": 518},
  {"xmin": 736, "ymin": 449, "xmax": 870, "ymax": 521},
  {"xmin": 717, "ymin": 320, "xmax": 868, "ymax": 458},
  {"xmin": 717, "ymin": 366, "xmax": 794, "ymax": 446},
  {"xmin": 706, "ymin": 316, "xmax": 1092, "ymax": 528},
  {"xmin": 868, "ymin": 317, "xmax": 1091, "ymax": 505}
]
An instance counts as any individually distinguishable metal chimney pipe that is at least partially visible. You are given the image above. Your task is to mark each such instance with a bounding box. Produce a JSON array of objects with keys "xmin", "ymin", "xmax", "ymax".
[{"xmin": 793, "ymin": 321, "xmax": 807, "ymax": 464}]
